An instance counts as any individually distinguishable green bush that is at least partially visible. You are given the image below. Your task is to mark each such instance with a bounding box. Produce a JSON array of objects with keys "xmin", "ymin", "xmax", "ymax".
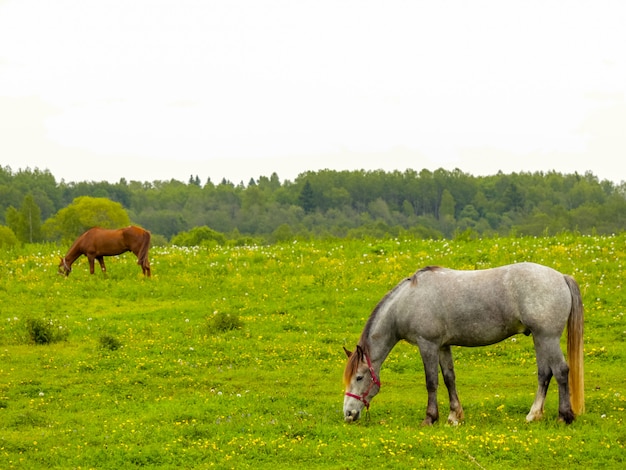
[
  {"xmin": 208, "ymin": 312, "xmax": 243, "ymax": 332},
  {"xmin": 0, "ymin": 225, "xmax": 18, "ymax": 248},
  {"xmin": 25, "ymin": 317, "xmax": 69, "ymax": 345},
  {"xmin": 99, "ymin": 334, "xmax": 122, "ymax": 351},
  {"xmin": 171, "ymin": 226, "xmax": 226, "ymax": 247}
]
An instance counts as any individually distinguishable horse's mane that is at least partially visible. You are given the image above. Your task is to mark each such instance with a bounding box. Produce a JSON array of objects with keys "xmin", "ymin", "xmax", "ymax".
[
  {"xmin": 409, "ymin": 265, "xmax": 442, "ymax": 286},
  {"xmin": 344, "ymin": 266, "xmax": 444, "ymax": 385},
  {"xmin": 344, "ymin": 272, "xmax": 423, "ymax": 385},
  {"xmin": 65, "ymin": 227, "xmax": 96, "ymax": 255}
]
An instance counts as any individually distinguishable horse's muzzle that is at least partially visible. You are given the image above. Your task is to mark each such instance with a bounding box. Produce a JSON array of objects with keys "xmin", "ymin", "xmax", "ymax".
[{"xmin": 345, "ymin": 409, "xmax": 360, "ymax": 422}]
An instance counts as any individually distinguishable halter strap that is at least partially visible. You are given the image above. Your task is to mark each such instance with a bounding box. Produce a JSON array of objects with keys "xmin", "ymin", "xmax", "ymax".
[
  {"xmin": 62, "ymin": 258, "xmax": 72, "ymax": 273},
  {"xmin": 345, "ymin": 353, "xmax": 380, "ymax": 410}
]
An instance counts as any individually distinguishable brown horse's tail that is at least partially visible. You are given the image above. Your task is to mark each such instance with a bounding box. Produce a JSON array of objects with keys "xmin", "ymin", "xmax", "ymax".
[
  {"xmin": 137, "ymin": 229, "xmax": 151, "ymax": 276},
  {"xmin": 565, "ymin": 275, "xmax": 584, "ymax": 415}
]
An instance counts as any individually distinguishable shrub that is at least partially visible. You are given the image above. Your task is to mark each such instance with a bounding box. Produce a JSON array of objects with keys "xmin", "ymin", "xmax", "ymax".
[
  {"xmin": 0, "ymin": 225, "xmax": 18, "ymax": 248},
  {"xmin": 171, "ymin": 226, "xmax": 226, "ymax": 247},
  {"xmin": 208, "ymin": 312, "xmax": 243, "ymax": 332},
  {"xmin": 25, "ymin": 317, "xmax": 69, "ymax": 345},
  {"xmin": 99, "ymin": 334, "xmax": 122, "ymax": 351}
]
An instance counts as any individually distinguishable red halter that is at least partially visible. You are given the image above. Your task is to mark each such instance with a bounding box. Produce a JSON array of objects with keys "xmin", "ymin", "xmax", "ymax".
[{"xmin": 345, "ymin": 353, "xmax": 381, "ymax": 410}]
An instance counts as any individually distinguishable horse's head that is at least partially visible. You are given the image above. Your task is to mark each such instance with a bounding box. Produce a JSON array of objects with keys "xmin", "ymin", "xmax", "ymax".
[
  {"xmin": 343, "ymin": 345, "xmax": 381, "ymax": 422},
  {"xmin": 58, "ymin": 257, "xmax": 71, "ymax": 276}
]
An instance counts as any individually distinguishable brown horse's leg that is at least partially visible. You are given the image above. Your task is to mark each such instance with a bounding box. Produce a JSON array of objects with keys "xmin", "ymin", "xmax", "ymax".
[
  {"xmin": 439, "ymin": 346, "xmax": 464, "ymax": 424},
  {"xmin": 96, "ymin": 256, "xmax": 106, "ymax": 273},
  {"xmin": 88, "ymin": 256, "xmax": 96, "ymax": 274},
  {"xmin": 419, "ymin": 343, "xmax": 440, "ymax": 426},
  {"xmin": 139, "ymin": 257, "xmax": 151, "ymax": 276},
  {"xmin": 135, "ymin": 256, "xmax": 150, "ymax": 276}
]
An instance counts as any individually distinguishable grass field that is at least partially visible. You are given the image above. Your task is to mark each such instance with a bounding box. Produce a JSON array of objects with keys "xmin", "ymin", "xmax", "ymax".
[{"xmin": 1, "ymin": 234, "xmax": 625, "ymax": 469}]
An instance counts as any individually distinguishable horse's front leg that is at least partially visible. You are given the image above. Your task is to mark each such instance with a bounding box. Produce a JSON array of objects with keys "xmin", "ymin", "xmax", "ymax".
[
  {"xmin": 87, "ymin": 256, "xmax": 96, "ymax": 274},
  {"xmin": 419, "ymin": 343, "xmax": 440, "ymax": 426},
  {"xmin": 439, "ymin": 346, "xmax": 464, "ymax": 425}
]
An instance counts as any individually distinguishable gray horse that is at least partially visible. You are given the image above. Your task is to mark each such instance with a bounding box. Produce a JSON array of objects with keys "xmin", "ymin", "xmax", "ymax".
[{"xmin": 343, "ymin": 262, "xmax": 584, "ymax": 424}]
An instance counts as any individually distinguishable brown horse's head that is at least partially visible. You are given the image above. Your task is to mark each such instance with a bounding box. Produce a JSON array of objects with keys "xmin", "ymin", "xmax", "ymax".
[{"xmin": 58, "ymin": 257, "xmax": 71, "ymax": 276}]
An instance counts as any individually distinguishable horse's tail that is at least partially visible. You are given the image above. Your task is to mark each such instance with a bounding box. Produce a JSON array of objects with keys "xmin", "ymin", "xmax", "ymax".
[
  {"xmin": 565, "ymin": 275, "xmax": 584, "ymax": 415},
  {"xmin": 137, "ymin": 229, "xmax": 151, "ymax": 275}
]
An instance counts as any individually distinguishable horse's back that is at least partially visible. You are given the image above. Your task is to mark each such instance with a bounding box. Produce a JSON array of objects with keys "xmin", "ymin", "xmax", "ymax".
[
  {"xmin": 402, "ymin": 262, "xmax": 572, "ymax": 346},
  {"xmin": 505, "ymin": 263, "xmax": 573, "ymax": 335}
]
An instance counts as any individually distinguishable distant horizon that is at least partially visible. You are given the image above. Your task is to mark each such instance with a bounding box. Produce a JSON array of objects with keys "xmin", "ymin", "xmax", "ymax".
[{"xmin": 3, "ymin": 162, "xmax": 621, "ymax": 187}]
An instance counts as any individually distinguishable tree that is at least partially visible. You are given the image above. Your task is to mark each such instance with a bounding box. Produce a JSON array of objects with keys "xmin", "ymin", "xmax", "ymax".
[
  {"xmin": 0, "ymin": 225, "xmax": 18, "ymax": 248},
  {"xmin": 439, "ymin": 189, "xmax": 456, "ymax": 220},
  {"xmin": 298, "ymin": 180, "xmax": 316, "ymax": 213},
  {"xmin": 5, "ymin": 193, "xmax": 42, "ymax": 243},
  {"xmin": 503, "ymin": 182, "xmax": 525, "ymax": 212},
  {"xmin": 43, "ymin": 196, "xmax": 131, "ymax": 241},
  {"xmin": 2, "ymin": 165, "xmax": 626, "ymax": 242},
  {"xmin": 271, "ymin": 223, "xmax": 294, "ymax": 243},
  {"xmin": 368, "ymin": 198, "xmax": 392, "ymax": 223},
  {"xmin": 171, "ymin": 226, "xmax": 226, "ymax": 246}
]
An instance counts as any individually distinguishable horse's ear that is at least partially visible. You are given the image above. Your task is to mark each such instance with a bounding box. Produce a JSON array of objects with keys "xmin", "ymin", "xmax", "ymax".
[
  {"xmin": 343, "ymin": 346, "xmax": 352, "ymax": 358},
  {"xmin": 356, "ymin": 344, "xmax": 364, "ymax": 359}
]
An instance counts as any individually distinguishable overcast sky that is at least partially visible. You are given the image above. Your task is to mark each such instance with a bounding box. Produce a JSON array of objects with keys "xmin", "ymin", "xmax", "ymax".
[{"xmin": 1, "ymin": 0, "xmax": 625, "ymax": 185}]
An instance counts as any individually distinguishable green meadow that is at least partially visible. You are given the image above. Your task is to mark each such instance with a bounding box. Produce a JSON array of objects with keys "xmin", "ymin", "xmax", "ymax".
[{"xmin": 1, "ymin": 234, "xmax": 624, "ymax": 469}]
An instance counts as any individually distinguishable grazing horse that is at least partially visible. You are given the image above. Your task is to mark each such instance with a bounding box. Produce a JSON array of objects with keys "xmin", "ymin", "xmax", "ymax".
[
  {"xmin": 58, "ymin": 226, "xmax": 151, "ymax": 277},
  {"xmin": 343, "ymin": 263, "xmax": 584, "ymax": 425}
]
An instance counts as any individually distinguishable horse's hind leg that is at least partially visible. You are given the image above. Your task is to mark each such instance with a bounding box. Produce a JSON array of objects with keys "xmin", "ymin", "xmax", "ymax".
[
  {"xmin": 134, "ymin": 251, "xmax": 150, "ymax": 277},
  {"xmin": 439, "ymin": 346, "xmax": 464, "ymax": 425},
  {"xmin": 528, "ymin": 336, "xmax": 574, "ymax": 423},
  {"xmin": 548, "ymin": 340, "xmax": 575, "ymax": 423},
  {"xmin": 141, "ymin": 259, "xmax": 151, "ymax": 277},
  {"xmin": 96, "ymin": 256, "xmax": 106, "ymax": 273},
  {"xmin": 527, "ymin": 365, "xmax": 551, "ymax": 422}
]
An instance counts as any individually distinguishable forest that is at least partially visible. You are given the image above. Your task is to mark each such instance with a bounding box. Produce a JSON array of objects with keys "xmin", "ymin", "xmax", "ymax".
[{"xmin": 1, "ymin": 165, "xmax": 626, "ymax": 245}]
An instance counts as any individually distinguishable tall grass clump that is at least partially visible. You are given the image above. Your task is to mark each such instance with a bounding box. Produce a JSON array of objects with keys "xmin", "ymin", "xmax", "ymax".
[
  {"xmin": 208, "ymin": 311, "xmax": 243, "ymax": 332},
  {"xmin": 25, "ymin": 317, "xmax": 69, "ymax": 344},
  {"xmin": 99, "ymin": 334, "xmax": 122, "ymax": 350}
]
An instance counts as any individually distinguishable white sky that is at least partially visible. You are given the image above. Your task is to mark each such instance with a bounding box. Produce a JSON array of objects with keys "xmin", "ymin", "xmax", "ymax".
[{"xmin": 1, "ymin": 0, "xmax": 625, "ymax": 185}]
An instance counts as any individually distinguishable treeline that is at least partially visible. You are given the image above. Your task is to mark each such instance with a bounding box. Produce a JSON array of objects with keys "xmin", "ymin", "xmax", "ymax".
[{"xmin": 2, "ymin": 165, "xmax": 626, "ymax": 244}]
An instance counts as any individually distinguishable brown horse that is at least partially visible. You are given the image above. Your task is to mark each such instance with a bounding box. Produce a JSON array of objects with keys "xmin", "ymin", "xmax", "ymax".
[{"xmin": 58, "ymin": 226, "xmax": 151, "ymax": 277}]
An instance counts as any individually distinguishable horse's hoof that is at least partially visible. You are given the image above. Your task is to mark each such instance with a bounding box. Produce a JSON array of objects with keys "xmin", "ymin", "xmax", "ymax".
[
  {"xmin": 525, "ymin": 410, "xmax": 543, "ymax": 422},
  {"xmin": 558, "ymin": 412, "xmax": 575, "ymax": 425},
  {"xmin": 447, "ymin": 409, "xmax": 464, "ymax": 425}
]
